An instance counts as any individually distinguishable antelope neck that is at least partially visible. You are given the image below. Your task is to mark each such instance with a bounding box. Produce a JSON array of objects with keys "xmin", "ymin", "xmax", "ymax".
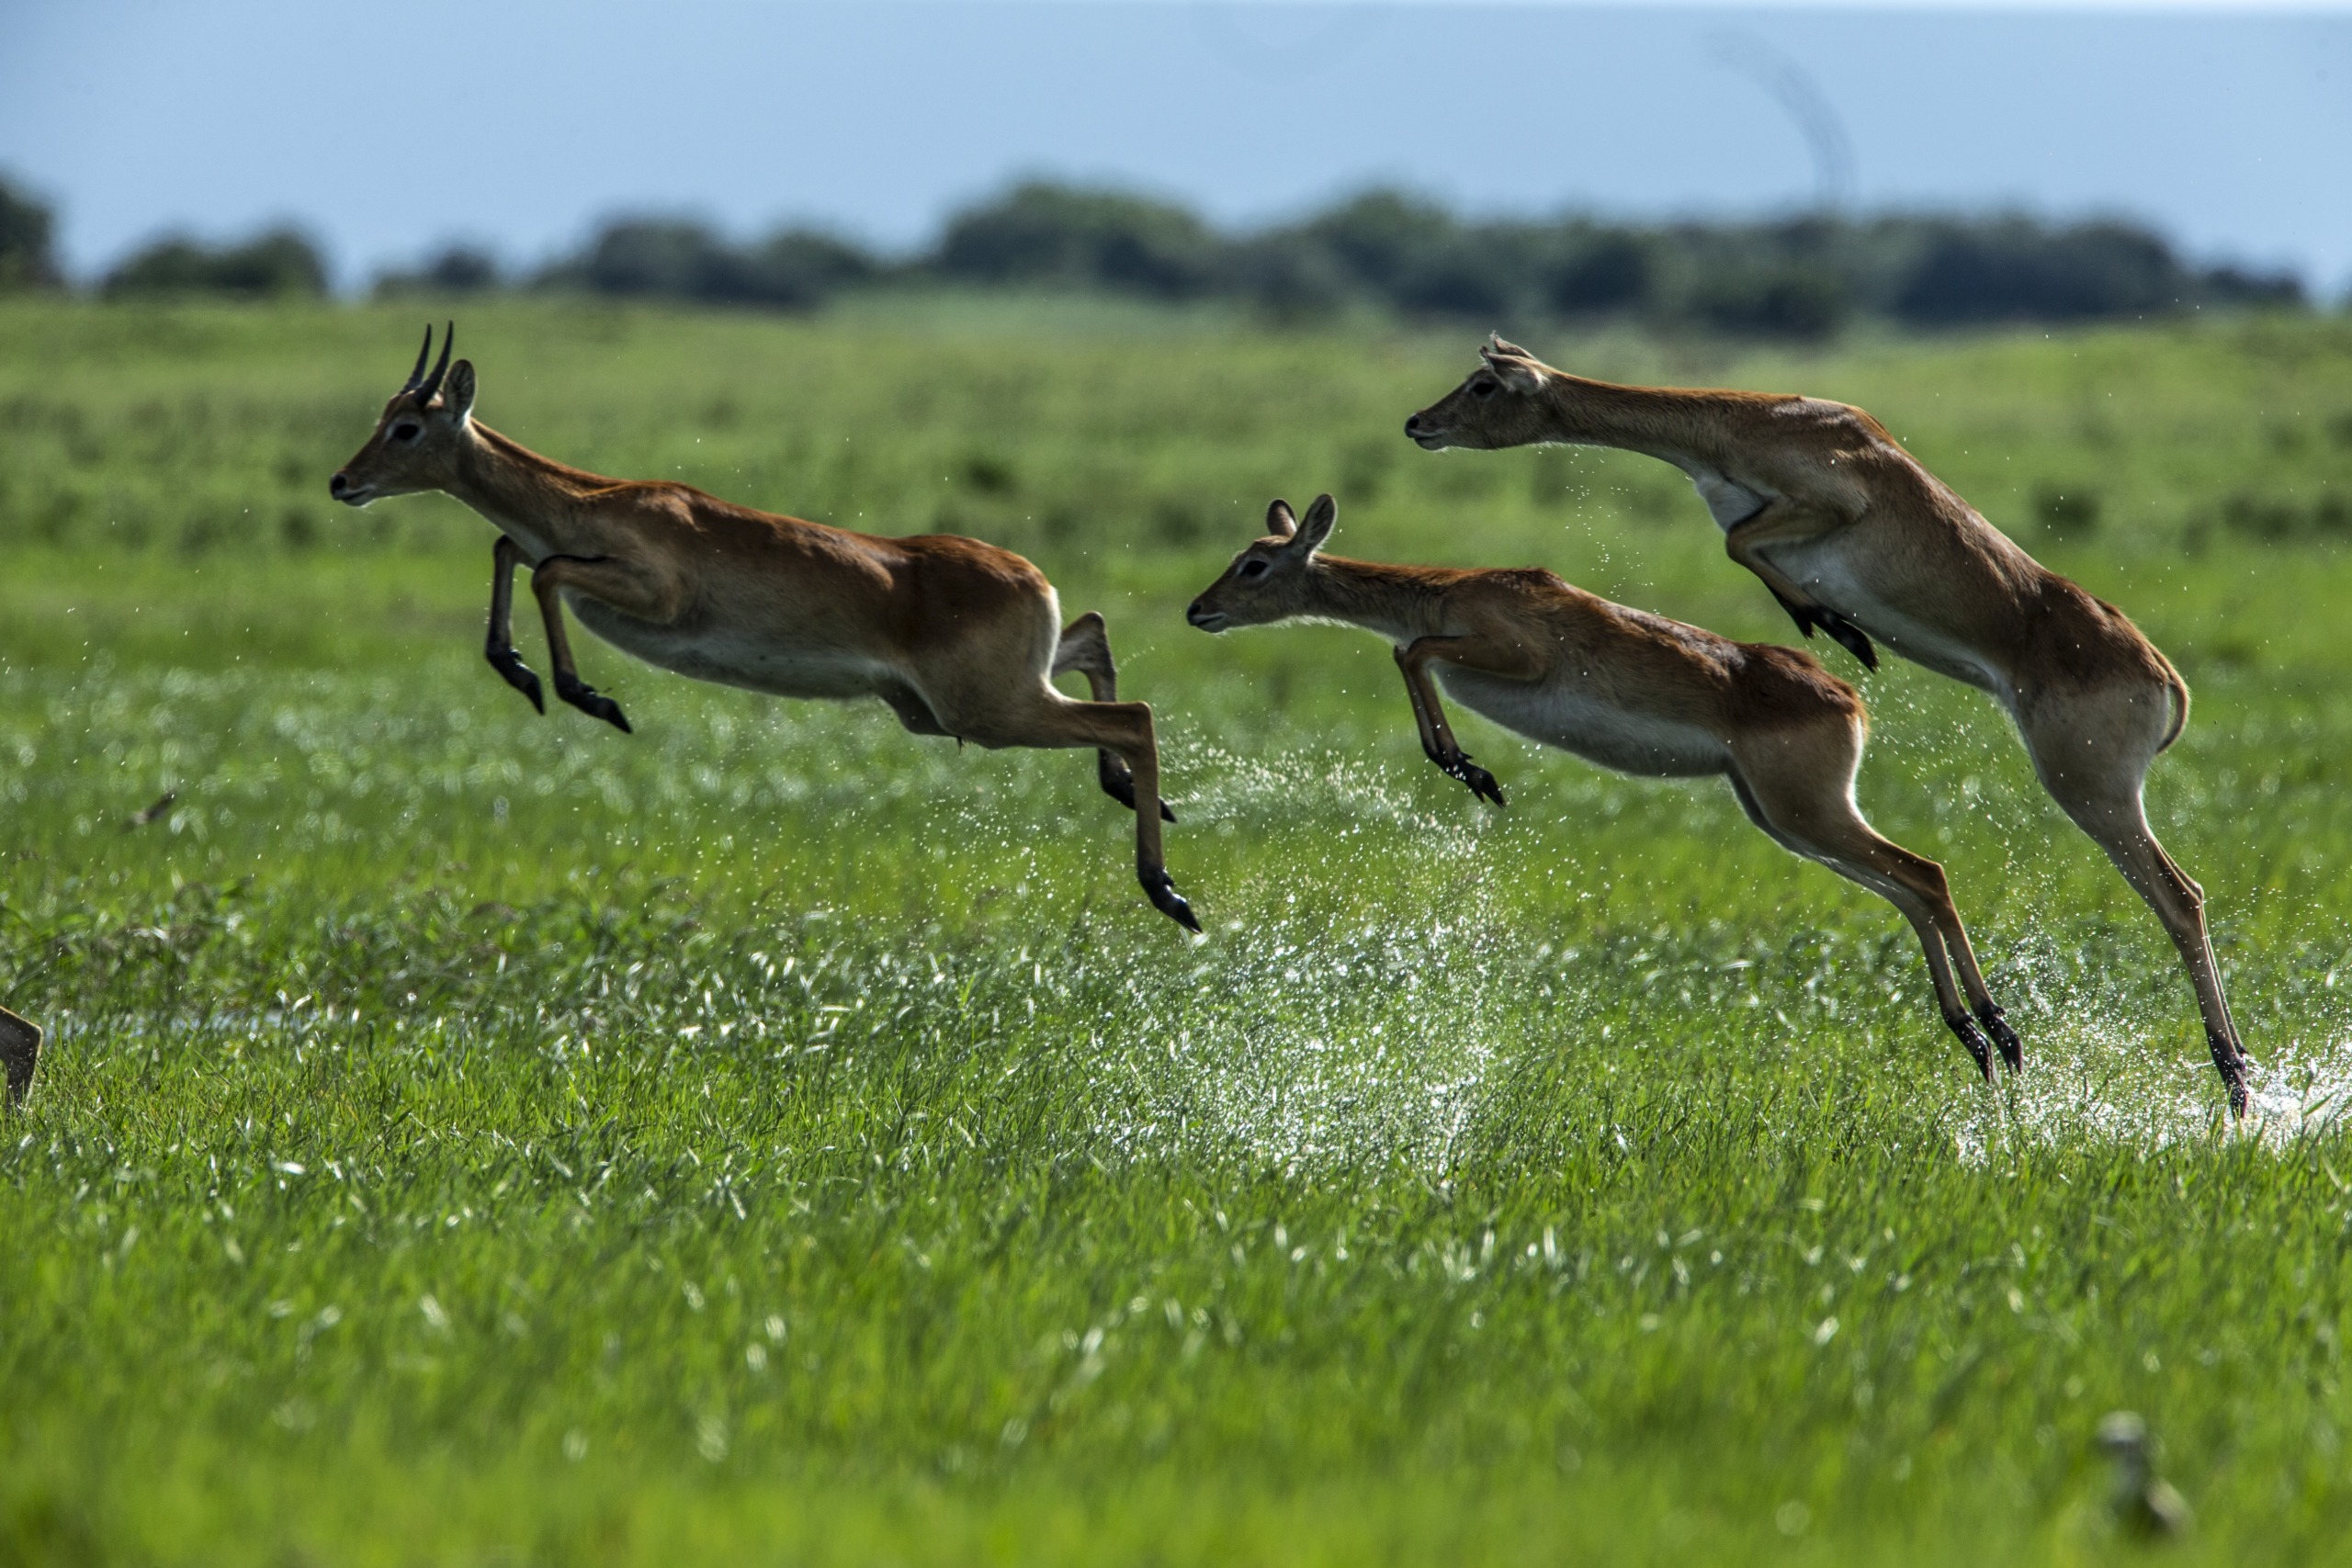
[
  {"xmin": 1300, "ymin": 555, "xmax": 1457, "ymax": 644},
  {"xmin": 447, "ymin": 423, "xmax": 621, "ymax": 558},
  {"xmin": 1533, "ymin": 373, "xmax": 1720, "ymax": 465}
]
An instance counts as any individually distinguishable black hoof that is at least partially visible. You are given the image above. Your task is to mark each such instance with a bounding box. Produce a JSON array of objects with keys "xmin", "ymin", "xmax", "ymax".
[
  {"xmin": 1947, "ymin": 1013, "xmax": 1996, "ymax": 1082},
  {"xmin": 2211, "ymin": 1034, "xmax": 2253, "ymax": 1118},
  {"xmin": 1976, "ymin": 1003, "xmax": 2024, "ymax": 1073},
  {"xmin": 488, "ymin": 649, "xmax": 546, "ymax": 714},
  {"xmin": 1818, "ymin": 612, "xmax": 1879, "ymax": 671},
  {"xmin": 558, "ymin": 675, "xmax": 632, "ymax": 734},
  {"xmin": 1097, "ymin": 756, "xmax": 1178, "ymax": 822},
  {"xmin": 1140, "ymin": 866, "xmax": 1201, "ymax": 933},
  {"xmin": 1433, "ymin": 750, "xmax": 1506, "ymax": 807},
  {"xmin": 1459, "ymin": 761, "xmax": 1506, "ymax": 807},
  {"xmin": 580, "ymin": 694, "xmax": 632, "ymax": 733}
]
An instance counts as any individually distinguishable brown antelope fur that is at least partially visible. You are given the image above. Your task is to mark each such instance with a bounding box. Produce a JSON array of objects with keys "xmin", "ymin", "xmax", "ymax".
[
  {"xmin": 330, "ymin": 325, "xmax": 1198, "ymax": 931},
  {"xmin": 1406, "ymin": 337, "xmax": 2248, "ymax": 1113},
  {"xmin": 1187, "ymin": 493, "xmax": 2023, "ymax": 1080},
  {"xmin": 0, "ymin": 1005, "xmax": 39, "ymax": 1110}
]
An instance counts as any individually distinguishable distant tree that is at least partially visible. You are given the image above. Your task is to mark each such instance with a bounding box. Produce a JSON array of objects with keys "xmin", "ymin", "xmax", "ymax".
[
  {"xmin": 542, "ymin": 218, "xmax": 739, "ymax": 299},
  {"xmin": 1891, "ymin": 218, "xmax": 2181, "ymax": 326},
  {"xmin": 1223, "ymin": 235, "xmax": 1351, "ymax": 321},
  {"xmin": 1289, "ymin": 188, "xmax": 1456, "ymax": 298},
  {"xmin": 936, "ymin": 182, "xmax": 1217, "ymax": 298},
  {"xmin": 740, "ymin": 228, "xmax": 877, "ymax": 307},
  {"xmin": 0, "ymin": 174, "xmax": 62, "ymax": 291},
  {"xmin": 375, "ymin": 244, "xmax": 502, "ymax": 297},
  {"xmin": 1686, "ymin": 263, "xmax": 1849, "ymax": 340},
  {"xmin": 1544, "ymin": 230, "xmax": 1654, "ymax": 315},
  {"xmin": 2198, "ymin": 264, "xmax": 2303, "ymax": 310},
  {"xmin": 537, "ymin": 217, "xmax": 874, "ymax": 309},
  {"xmin": 103, "ymin": 227, "xmax": 328, "ymax": 299},
  {"xmin": 1392, "ymin": 253, "xmax": 1514, "ymax": 317},
  {"xmin": 1395, "ymin": 221, "xmax": 1563, "ymax": 321}
]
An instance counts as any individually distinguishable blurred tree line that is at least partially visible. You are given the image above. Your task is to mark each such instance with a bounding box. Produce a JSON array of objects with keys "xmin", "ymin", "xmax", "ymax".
[{"xmin": 0, "ymin": 171, "xmax": 2311, "ymax": 337}]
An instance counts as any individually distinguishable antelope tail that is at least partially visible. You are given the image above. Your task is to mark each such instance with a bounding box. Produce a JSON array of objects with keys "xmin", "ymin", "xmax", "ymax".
[{"xmin": 2155, "ymin": 649, "xmax": 2190, "ymax": 755}]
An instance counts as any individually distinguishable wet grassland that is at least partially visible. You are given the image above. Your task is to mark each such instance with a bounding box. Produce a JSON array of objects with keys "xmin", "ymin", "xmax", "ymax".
[{"xmin": 3, "ymin": 299, "xmax": 2352, "ymax": 1562}]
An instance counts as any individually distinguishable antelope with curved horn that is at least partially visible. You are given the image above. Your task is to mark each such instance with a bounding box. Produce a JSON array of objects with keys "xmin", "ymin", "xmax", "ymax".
[
  {"xmin": 330, "ymin": 325, "xmax": 1199, "ymax": 931},
  {"xmin": 1188, "ymin": 493, "xmax": 2024, "ymax": 1081},
  {"xmin": 1405, "ymin": 337, "xmax": 2250, "ymax": 1113}
]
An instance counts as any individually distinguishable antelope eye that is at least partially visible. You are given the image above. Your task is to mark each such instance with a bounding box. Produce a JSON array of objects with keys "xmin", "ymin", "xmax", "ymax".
[
  {"xmin": 390, "ymin": 422, "xmax": 422, "ymax": 441},
  {"xmin": 1239, "ymin": 558, "xmax": 1270, "ymax": 580},
  {"xmin": 1470, "ymin": 378, "xmax": 1498, "ymax": 400}
]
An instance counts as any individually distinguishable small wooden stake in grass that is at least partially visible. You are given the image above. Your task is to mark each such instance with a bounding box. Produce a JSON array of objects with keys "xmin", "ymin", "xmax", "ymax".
[{"xmin": 0, "ymin": 1005, "xmax": 40, "ymax": 1110}]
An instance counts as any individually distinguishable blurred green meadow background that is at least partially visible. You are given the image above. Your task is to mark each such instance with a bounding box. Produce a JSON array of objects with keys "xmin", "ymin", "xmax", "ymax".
[{"xmin": 3, "ymin": 296, "xmax": 2352, "ymax": 1564}]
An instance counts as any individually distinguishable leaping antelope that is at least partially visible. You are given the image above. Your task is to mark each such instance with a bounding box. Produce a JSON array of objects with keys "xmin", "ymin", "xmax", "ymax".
[
  {"xmin": 1406, "ymin": 338, "xmax": 2250, "ymax": 1113},
  {"xmin": 1187, "ymin": 493, "xmax": 2024, "ymax": 1081},
  {"xmin": 330, "ymin": 326, "xmax": 1198, "ymax": 931}
]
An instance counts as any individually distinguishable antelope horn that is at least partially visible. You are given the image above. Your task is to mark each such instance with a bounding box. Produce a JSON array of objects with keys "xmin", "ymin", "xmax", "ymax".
[
  {"xmin": 414, "ymin": 321, "xmax": 455, "ymax": 402},
  {"xmin": 401, "ymin": 323, "xmax": 434, "ymax": 390}
]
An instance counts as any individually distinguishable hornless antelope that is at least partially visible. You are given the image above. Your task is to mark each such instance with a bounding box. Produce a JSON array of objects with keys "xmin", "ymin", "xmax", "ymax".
[
  {"xmin": 1187, "ymin": 493, "xmax": 2024, "ymax": 1080},
  {"xmin": 0, "ymin": 1005, "xmax": 38, "ymax": 1109},
  {"xmin": 329, "ymin": 326, "xmax": 1198, "ymax": 931},
  {"xmin": 1406, "ymin": 338, "xmax": 2250, "ymax": 1113}
]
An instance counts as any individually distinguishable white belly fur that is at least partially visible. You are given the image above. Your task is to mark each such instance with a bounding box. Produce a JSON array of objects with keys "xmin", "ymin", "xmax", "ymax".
[
  {"xmin": 571, "ymin": 599, "xmax": 899, "ymax": 701},
  {"xmin": 1436, "ymin": 667, "xmax": 1729, "ymax": 779}
]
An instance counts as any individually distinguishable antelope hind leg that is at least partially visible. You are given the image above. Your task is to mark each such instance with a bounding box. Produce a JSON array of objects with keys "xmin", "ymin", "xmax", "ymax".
[
  {"xmin": 2020, "ymin": 691, "xmax": 2249, "ymax": 1114},
  {"xmin": 1732, "ymin": 746, "xmax": 2012, "ymax": 1080},
  {"xmin": 1052, "ymin": 612, "xmax": 1175, "ymax": 822}
]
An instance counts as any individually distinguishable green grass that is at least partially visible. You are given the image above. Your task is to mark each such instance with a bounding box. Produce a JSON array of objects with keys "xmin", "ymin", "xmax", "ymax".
[{"xmin": 4, "ymin": 298, "xmax": 2352, "ymax": 1564}]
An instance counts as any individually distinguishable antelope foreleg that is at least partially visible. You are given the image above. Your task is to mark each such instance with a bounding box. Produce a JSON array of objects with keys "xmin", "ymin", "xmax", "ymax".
[
  {"xmin": 485, "ymin": 535, "xmax": 545, "ymax": 714},
  {"xmin": 1724, "ymin": 502, "xmax": 1877, "ymax": 671},
  {"xmin": 1053, "ymin": 612, "xmax": 1174, "ymax": 823},
  {"xmin": 1395, "ymin": 634, "xmax": 1540, "ymax": 807},
  {"xmin": 529, "ymin": 555, "xmax": 684, "ymax": 735}
]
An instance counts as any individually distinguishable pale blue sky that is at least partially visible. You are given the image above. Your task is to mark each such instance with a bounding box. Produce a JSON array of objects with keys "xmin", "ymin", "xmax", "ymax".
[{"xmin": 4, "ymin": 1, "xmax": 2348, "ymax": 289}]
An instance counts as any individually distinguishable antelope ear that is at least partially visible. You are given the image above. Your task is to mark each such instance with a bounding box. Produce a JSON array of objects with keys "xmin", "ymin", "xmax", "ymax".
[
  {"xmin": 1293, "ymin": 492, "xmax": 1337, "ymax": 555},
  {"xmin": 1266, "ymin": 498, "xmax": 1297, "ymax": 539},
  {"xmin": 1479, "ymin": 337, "xmax": 1544, "ymax": 394},
  {"xmin": 439, "ymin": 359, "xmax": 478, "ymax": 423}
]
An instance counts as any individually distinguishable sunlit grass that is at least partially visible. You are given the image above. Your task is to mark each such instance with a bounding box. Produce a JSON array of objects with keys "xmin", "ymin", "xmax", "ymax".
[{"xmin": 2, "ymin": 299, "xmax": 2350, "ymax": 1562}]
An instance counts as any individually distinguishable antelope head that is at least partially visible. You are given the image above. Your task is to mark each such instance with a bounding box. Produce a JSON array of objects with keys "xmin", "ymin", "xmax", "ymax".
[
  {"xmin": 1185, "ymin": 494, "xmax": 1338, "ymax": 633},
  {"xmin": 329, "ymin": 322, "xmax": 478, "ymax": 506},
  {"xmin": 1402, "ymin": 334, "xmax": 1550, "ymax": 450}
]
